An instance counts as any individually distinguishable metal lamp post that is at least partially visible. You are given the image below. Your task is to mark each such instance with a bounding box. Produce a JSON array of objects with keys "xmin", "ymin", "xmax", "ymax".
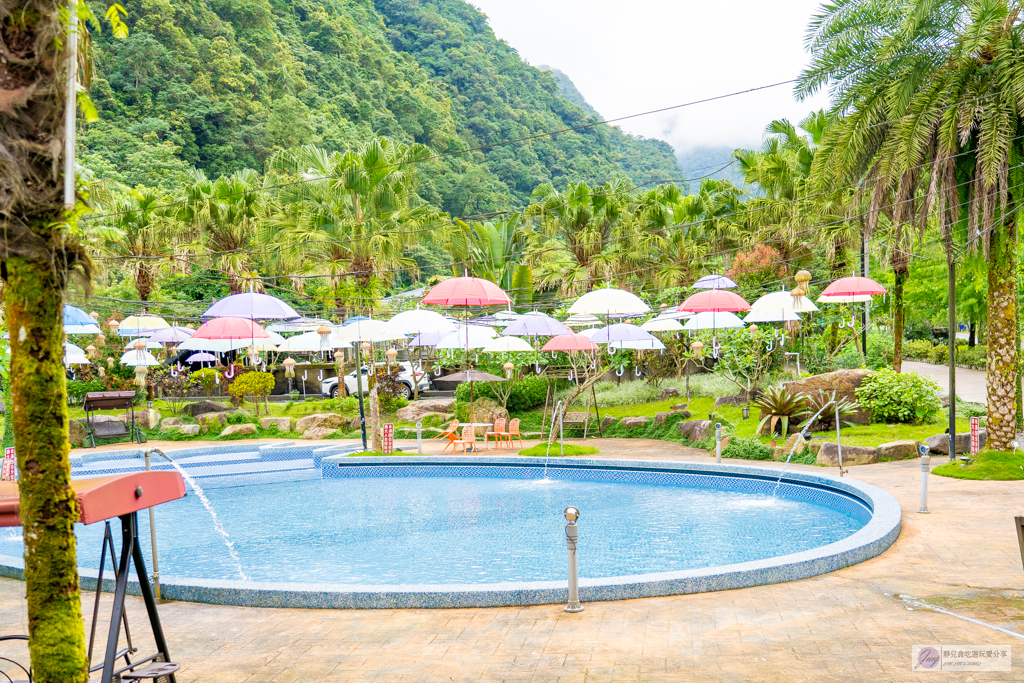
[
  {"xmin": 563, "ymin": 506, "xmax": 583, "ymax": 613},
  {"xmin": 356, "ymin": 341, "xmax": 370, "ymax": 450}
]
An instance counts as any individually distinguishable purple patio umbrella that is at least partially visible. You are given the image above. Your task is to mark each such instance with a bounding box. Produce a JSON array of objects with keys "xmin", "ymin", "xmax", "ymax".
[
  {"xmin": 202, "ymin": 292, "xmax": 300, "ymax": 320},
  {"xmin": 502, "ymin": 313, "xmax": 572, "ymax": 338},
  {"xmin": 691, "ymin": 274, "xmax": 737, "ymax": 290},
  {"xmin": 588, "ymin": 323, "xmax": 659, "ymax": 344},
  {"xmin": 146, "ymin": 325, "xmax": 195, "ymax": 344}
]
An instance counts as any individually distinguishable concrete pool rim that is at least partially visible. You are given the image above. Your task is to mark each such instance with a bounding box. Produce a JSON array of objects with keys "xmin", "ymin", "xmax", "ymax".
[{"xmin": 0, "ymin": 456, "xmax": 902, "ymax": 609}]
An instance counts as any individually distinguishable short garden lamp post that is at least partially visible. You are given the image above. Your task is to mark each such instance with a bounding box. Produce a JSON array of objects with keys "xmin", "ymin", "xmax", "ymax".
[
  {"xmin": 283, "ymin": 357, "xmax": 297, "ymax": 394},
  {"xmin": 356, "ymin": 341, "xmax": 371, "ymax": 450},
  {"xmin": 563, "ymin": 506, "xmax": 583, "ymax": 613},
  {"xmin": 918, "ymin": 443, "xmax": 930, "ymax": 513}
]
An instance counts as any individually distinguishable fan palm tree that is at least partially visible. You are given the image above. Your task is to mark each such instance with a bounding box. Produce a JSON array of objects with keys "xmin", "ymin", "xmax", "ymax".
[
  {"xmin": 526, "ymin": 179, "xmax": 630, "ymax": 294},
  {"xmin": 99, "ymin": 190, "xmax": 166, "ymax": 301},
  {"xmin": 175, "ymin": 168, "xmax": 270, "ymax": 294},
  {"xmin": 798, "ymin": 0, "xmax": 1024, "ymax": 449},
  {"xmin": 268, "ymin": 139, "xmax": 446, "ymax": 314}
]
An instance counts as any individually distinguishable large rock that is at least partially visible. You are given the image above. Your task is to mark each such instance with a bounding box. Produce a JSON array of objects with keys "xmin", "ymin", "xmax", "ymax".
[
  {"xmin": 659, "ymin": 387, "xmax": 680, "ymax": 401},
  {"xmin": 654, "ymin": 412, "xmax": 673, "ymax": 425},
  {"xmin": 396, "ymin": 398, "xmax": 457, "ymax": 422},
  {"xmin": 877, "ymin": 439, "xmax": 922, "ymax": 461},
  {"xmin": 161, "ymin": 417, "xmax": 183, "ymax": 428},
  {"xmin": 68, "ymin": 419, "xmax": 89, "ymax": 448},
  {"xmin": 220, "ymin": 423, "xmax": 256, "ymax": 437},
  {"xmin": 416, "ymin": 412, "xmax": 455, "ymax": 427},
  {"xmin": 678, "ymin": 419, "xmax": 713, "ymax": 442},
  {"xmin": 782, "ymin": 369, "xmax": 875, "ymax": 425},
  {"xmin": 183, "ymin": 400, "xmax": 231, "ymax": 417},
  {"xmin": 816, "ymin": 442, "xmax": 878, "ymax": 466},
  {"xmin": 260, "ymin": 417, "xmax": 292, "ymax": 431},
  {"xmin": 127, "ymin": 409, "xmax": 161, "ymax": 430},
  {"xmin": 465, "ymin": 398, "xmax": 509, "ymax": 428},
  {"xmin": 196, "ymin": 412, "xmax": 228, "ymax": 432},
  {"xmin": 295, "ymin": 413, "xmax": 346, "ymax": 432},
  {"xmin": 302, "ymin": 427, "xmax": 338, "ymax": 440},
  {"xmin": 171, "ymin": 424, "xmax": 200, "ymax": 436},
  {"xmin": 601, "ymin": 416, "xmax": 617, "ymax": 430},
  {"xmin": 620, "ymin": 416, "xmax": 649, "ymax": 429},
  {"xmin": 925, "ymin": 431, "xmax": 985, "ymax": 455}
]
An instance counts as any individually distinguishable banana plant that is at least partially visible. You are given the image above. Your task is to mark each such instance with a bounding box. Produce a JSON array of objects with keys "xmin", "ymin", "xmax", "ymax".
[{"xmin": 449, "ymin": 215, "xmax": 534, "ymax": 305}]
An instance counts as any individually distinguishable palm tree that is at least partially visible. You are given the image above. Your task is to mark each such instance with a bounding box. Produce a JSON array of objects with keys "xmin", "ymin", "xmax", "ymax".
[
  {"xmin": 0, "ymin": 2, "xmax": 127, "ymax": 679},
  {"xmin": 526, "ymin": 179, "xmax": 629, "ymax": 294},
  {"xmin": 268, "ymin": 139, "xmax": 446, "ymax": 314},
  {"xmin": 176, "ymin": 168, "xmax": 270, "ymax": 294},
  {"xmin": 99, "ymin": 190, "xmax": 165, "ymax": 301},
  {"xmin": 447, "ymin": 216, "xmax": 534, "ymax": 305},
  {"xmin": 798, "ymin": 0, "xmax": 1024, "ymax": 450}
]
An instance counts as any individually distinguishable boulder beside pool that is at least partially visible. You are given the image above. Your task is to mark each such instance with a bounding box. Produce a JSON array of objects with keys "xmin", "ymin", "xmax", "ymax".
[{"xmin": 816, "ymin": 442, "xmax": 878, "ymax": 466}]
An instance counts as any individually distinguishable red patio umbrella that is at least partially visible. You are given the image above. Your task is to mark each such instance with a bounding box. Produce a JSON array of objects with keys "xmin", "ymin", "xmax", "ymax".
[
  {"xmin": 542, "ymin": 334, "xmax": 599, "ymax": 352},
  {"xmin": 193, "ymin": 317, "xmax": 270, "ymax": 339},
  {"xmin": 677, "ymin": 289, "xmax": 751, "ymax": 313},
  {"xmin": 422, "ymin": 276, "xmax": 512, "ymax": 306},
  {"xmin": 817, "ymin": 276, "xmax": 887, "ymax": 303}
]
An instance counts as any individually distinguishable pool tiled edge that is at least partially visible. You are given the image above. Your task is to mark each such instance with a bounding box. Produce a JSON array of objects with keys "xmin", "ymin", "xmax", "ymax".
[{"xmin": 2, "ymin": 456, "xmax": 900, "ymax": 610}]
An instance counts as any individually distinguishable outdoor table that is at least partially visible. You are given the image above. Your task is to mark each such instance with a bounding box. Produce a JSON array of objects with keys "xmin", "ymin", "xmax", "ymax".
[{"xmin": 463, "ymin": 423, "xmax": 492, "ymax": 453}]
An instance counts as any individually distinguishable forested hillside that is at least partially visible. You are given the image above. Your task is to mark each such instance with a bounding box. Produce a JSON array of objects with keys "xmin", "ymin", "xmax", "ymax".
[{"xmin": 82, "ymin": 0, "xmax": 683, "ymax": 214}]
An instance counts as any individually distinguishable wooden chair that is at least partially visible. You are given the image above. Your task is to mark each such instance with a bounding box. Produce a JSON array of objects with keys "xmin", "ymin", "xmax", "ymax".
[
  {"xmin": 453, "ymin": 425, "xmax": 476, "ymax": 454},
  {"xmin": 504, "ymin": 418, "xmax": 523, "ymax": 449},
  {"xmin": 485, "ymin": 418, "xmax": 507, "ymax": 449}
]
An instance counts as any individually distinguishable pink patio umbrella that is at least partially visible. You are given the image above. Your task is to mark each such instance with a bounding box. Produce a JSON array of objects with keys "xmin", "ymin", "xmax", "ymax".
[
  {"xmin": 677, "ymin": 289, "xmax": 751, "ymax": 313},
  {"xmin": 542, "ymin": 334, "xmax": 600, "ymax": 352},
  {"xmin": 817, "ymin": 276, "xmax": 887, "ymax": 303}
]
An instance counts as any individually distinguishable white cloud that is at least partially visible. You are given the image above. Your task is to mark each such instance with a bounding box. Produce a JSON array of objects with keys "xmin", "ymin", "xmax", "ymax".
[{"xmin": 469, "ymin": 0, "xmax": 831, "ymax": 154}]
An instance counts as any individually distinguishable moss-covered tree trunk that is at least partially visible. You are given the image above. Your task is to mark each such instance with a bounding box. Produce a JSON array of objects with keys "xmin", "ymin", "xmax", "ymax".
[
  {"xmin": 2, "ymin": 373, "xmax": 12, "ymax": 451},
  {"xmin": 2, "ymin": 259, "xmax": 87, "ymax": 682},
  {"xmin": 986, "ymin": 214, "xmax": 1018, "ymax": 451},
  {"xmin": 892, "ymin": 262, "xmax": 909, "ymax": 373}
]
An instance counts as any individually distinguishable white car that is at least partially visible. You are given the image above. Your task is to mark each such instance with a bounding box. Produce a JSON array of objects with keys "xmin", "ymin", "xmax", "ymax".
[{"xmin": 320, "ymin": 361, "xmax": 430, "ymax": 399}]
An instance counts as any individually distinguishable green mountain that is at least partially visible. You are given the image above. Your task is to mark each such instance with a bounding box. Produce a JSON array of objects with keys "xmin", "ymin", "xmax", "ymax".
[
  {"xmin": 82, "ymin": 0, "xmax": 683, "ymax": 214},
  {"xmin": 536, "ymin": 65, "xmax": 600, "ymax": 118}
]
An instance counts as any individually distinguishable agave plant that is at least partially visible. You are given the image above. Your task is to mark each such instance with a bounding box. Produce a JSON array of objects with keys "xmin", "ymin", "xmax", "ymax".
[
  {"xmin": 754, "ymin": 386, "xmax": 810, "ymax": 439},
  {"xmin": 802, "ymin": 389, "xmax": 858, "ymax": 432}
]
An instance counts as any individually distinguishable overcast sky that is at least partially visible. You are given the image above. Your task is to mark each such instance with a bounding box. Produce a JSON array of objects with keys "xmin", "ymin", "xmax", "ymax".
[{"xmin": 469, "ymin": 0, "xmax": 832, "ymax": 155}]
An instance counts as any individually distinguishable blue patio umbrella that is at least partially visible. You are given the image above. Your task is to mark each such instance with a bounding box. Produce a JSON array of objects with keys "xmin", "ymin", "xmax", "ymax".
[{"xmin": 64, "ymin": 305, "xmax": 101, "ymax": 335}]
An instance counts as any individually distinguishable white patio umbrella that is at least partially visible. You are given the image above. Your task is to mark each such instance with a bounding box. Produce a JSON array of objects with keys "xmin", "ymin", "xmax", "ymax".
[
  {"xmin": 64, "ymin": 342, "xmax": 90, "ymax": 366},
  {"xmin": 382, "ymin": 308, "xmax": 457, "ymax": 339},
  {"xmin": 577, "ymin": 327, "xmax": 602, "ymax": 339},
  {"xmin": 481, "ymin": 336, "xmax": 535, "ymax": 353},
  {"xmin": 749, "ymin": 290, "xmax": 819, "ymax": 315},
  {"xmin": 119, "ymin": 348, "xmax": 160, "ymax": 366},
  {"xmin": 177, "ymin": 337, "xmax": 260, "ymax": 353},
  {"xmin": 277, "ymin": 329, "xmax": 350, "ymax": 352},
  {"xmin": 608, "ymin": 338, "xmax": 667, "ymax": 351},
  {"xmin": 435, "ymin": 326, "xmax": 496, "ymax": 350},
  {"xmin": 334, "ymin": 318, "xmax": 406, "ymax": 344},
  {"xmin": 118, "ymin": 314, "xmax": 170, "ymax": 336},
  {"xmin": 744, "ymin": 309, "xmax": 801, "ymax": 323},
  {"xmin": 564, "ymin": 313, "xmax": 602, "ymax": 327},
  {"xmin": 567, "ymin": 288, "xmax": 650, "ymax": 316},
  {"xmin": 641, "ymin": 317, "xmax": 685, "ymax": 332},
  {"xmin": 682, "ymin": 311, "xmax": 745, "ymax": 330},
  {"xmin": 248, "ymin": 331, "xmax": 288, "ymax": 351},
  {"xmin": 266, "ymin": 317, "xmax": 334, "ymax": 333},
  {"xmin": 122, "ymin": 339, "xmax": 163, "ymax": 351}
]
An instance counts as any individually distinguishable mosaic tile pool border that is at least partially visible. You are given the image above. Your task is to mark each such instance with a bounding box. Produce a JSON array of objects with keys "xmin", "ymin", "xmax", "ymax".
[{"xmin": 0, "ymin": 456, "xmax": 901, "ymax": 609}]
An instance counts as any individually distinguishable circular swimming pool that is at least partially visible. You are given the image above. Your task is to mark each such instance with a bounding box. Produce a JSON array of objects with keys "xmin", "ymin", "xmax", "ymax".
[{"xmin": 0, "ymin": 455, "xmax": 902, "ymax": 608}]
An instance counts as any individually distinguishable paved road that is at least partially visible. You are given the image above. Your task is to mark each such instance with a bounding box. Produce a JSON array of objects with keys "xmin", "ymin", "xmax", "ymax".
[{"xmin": 903, "ymin": 360, "xmax": 987, "ymax": 404}]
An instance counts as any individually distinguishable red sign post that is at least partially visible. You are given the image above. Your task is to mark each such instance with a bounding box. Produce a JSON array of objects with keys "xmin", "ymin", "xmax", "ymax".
[
  {"xmin": 970, "ymin": 417, "xmax": 980, "ymax": 456},
  {"xmin": 382, "ymin": 423, "xmax": 394, "ymax": 455},
  {"xmin": 1, "ymin": 447, "xmax": 16, "ymax": 481}
]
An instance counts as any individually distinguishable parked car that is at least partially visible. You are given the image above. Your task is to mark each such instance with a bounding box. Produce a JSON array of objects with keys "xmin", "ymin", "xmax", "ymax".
[{"xmin": 320, "ymin": 361, "xmax": 430, "ymax": 399}]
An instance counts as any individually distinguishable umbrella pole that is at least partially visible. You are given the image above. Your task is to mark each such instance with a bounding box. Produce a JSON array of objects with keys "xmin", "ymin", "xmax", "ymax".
[{"xmin": 355, "ymin": 343, "xmax": 368, "ymax": 450}]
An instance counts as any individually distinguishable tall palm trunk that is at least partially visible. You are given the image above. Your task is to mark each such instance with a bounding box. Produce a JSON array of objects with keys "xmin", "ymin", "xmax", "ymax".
[
  {"xmin": 892, "ymin": 256, "xmax": 909, "ymax": 373},
  {"xmin": 0, "ymin": 0, "xmax": 88, "ymax": 679},
  {"xmin": 3, "ymin": 259, "xmax": 87, "ymax": 682},
  {"xmin": 986, "ymin": 210, "xmax": 1018, "ymax": 451}
]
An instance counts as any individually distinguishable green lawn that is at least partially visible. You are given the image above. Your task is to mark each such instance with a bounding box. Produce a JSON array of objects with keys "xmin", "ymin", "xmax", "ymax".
[
  {"xmin": 932, "ymin": 448, "xmax": 1024, "ymax": 480},
  {"xmin": 518, "ymin": 443, "xmax": 599, "ymax": 457}
]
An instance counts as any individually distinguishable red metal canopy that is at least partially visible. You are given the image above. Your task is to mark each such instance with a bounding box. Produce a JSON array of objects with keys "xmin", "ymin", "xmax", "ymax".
[{"xmin": 0, "ymin": 471, "xmax": 186, "ymax": 527}]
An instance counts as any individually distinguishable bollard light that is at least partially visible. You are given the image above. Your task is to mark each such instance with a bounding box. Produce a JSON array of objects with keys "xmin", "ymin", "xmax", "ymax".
[
  {"xmin": 742, "ymin": 406, "xmax": 750, "ymax": 420},
  {"xmin": 416, "ymin": 421, "xmax": 423, "ymax": 455},
  {"xmin": 715, "ymin": 422, "xmax": 723, "ymax": 464},
  {"xmin": 563, "ymin": 506, "xmax": 583, "ymax": 613},
  {"xmin": 918, "ymin": 444, "xmax": 930, "ymax": 514}
]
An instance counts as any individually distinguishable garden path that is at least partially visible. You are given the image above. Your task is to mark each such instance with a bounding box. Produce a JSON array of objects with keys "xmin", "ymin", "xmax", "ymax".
[{"xmin": 902, "ymin": 360, "xmax": 987, "ymax": 404}]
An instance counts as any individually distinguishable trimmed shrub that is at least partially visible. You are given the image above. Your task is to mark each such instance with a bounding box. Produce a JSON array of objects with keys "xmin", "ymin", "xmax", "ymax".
[
  {"xmin": 722, "ymin": 437, "xmax": 772, "ymax": 461},
  {"xmin": 455, "ymin": 375, "xmax": 550, "ymax": 412},
  {"xmin": 854, "ymin": 368, "xmax": 942, "ymax": 424},
  {"xmin": 928, "ymin": 344, "xmax": 949, "ymax": 365},
  {"xmin": 903, "ymin": 339, "xmax": 933, "ymax": 359},
  {"xmin": 958, "ymin": 344, "xmax": 987, "ymax": 368}
]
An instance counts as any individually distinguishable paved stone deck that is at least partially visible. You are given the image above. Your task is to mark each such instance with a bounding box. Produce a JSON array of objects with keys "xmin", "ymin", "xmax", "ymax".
[{"xmin": 1, "ymin": 439, "xmax": 1023, "ymax": 681}]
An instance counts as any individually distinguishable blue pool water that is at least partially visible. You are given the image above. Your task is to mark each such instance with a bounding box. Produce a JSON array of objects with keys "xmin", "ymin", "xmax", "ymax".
[{"xmin": 0, "ymin": 472, "xmax": 868, "ymax": 585}]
